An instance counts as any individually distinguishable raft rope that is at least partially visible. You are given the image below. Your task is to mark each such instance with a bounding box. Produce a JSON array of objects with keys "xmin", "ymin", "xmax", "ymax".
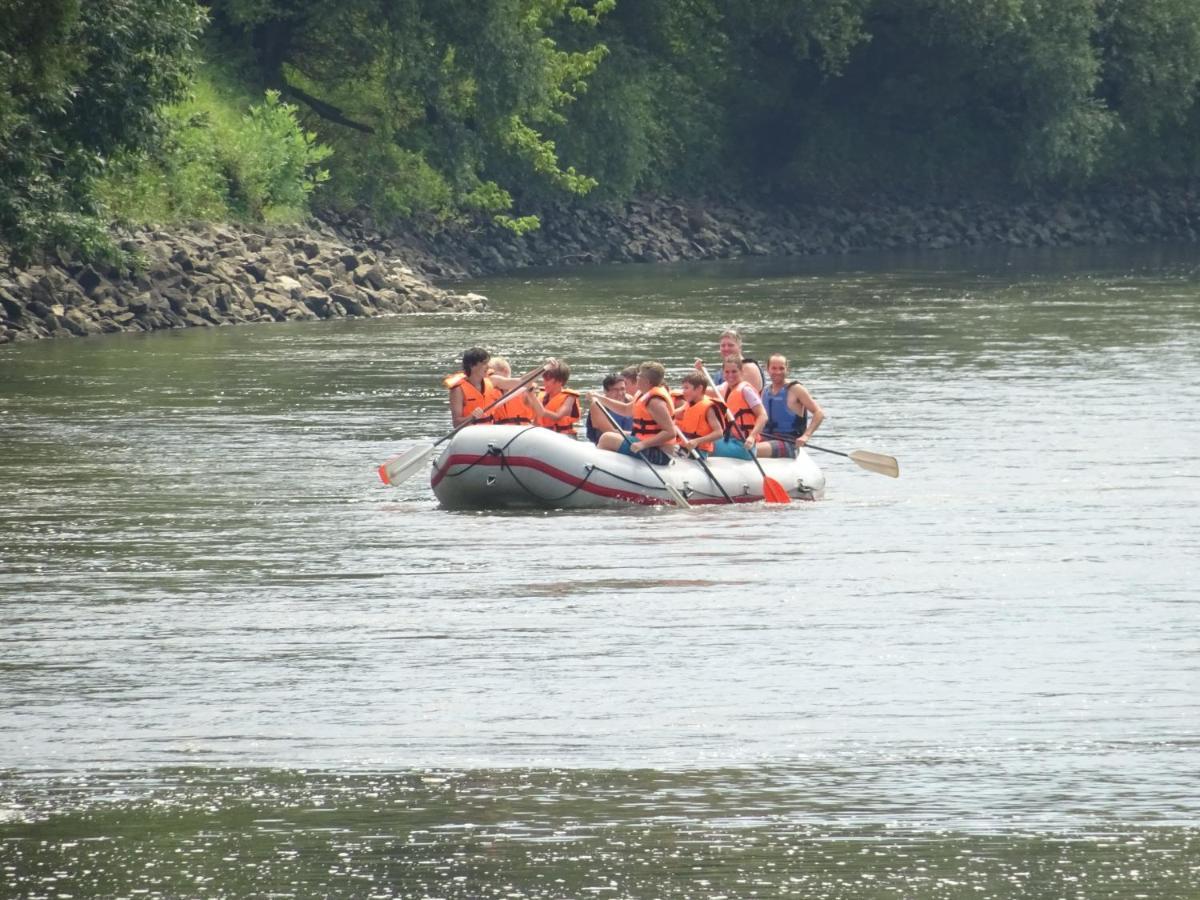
[{"xmin": 441, "ymin": 426, "xmax": 728, "ymax": 505}]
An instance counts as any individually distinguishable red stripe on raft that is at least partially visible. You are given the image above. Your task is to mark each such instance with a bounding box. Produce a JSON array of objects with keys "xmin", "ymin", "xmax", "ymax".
[{"xmin": 430, "ymin": 452, "xmax": 763, "ymax": 506}]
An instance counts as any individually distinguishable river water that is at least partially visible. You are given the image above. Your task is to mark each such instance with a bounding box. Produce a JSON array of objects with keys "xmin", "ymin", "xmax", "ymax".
[{"xmin": 1, "ymin": 245, "xmax": 1198, "ymax": 897}]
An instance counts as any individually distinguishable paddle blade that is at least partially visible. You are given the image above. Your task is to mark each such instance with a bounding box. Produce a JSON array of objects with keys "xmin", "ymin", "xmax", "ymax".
[
  {"xmin": 761, "ymin": 474, "xmax": 792, "ymax": 504},
  {"xmin": 378, "ymin": 443, "xmax": 436, "ymax": 486},
  {"xmin": 849, "ymin": 450, "xmax": 900, "ymax": 478},
  {"xmin": 664, "ymin": 482, "xmax": 692, "ymax": 509}
]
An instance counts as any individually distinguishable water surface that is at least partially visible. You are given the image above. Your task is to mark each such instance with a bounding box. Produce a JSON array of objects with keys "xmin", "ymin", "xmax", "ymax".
[{"xmin": 2, "ymin": 245, "xmax": 1198, "ymax": 896}]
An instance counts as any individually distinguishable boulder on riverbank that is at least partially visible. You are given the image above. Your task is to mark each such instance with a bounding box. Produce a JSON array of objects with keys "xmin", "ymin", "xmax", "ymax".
[{"xmin": 0, "ymin": 222, "xmax": 487, "ymax": 344}]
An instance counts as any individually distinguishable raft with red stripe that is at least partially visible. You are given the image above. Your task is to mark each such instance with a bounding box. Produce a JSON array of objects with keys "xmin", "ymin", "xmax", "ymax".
[{"xmin": 430, "ymin": 424, "xmax": 824, "ymax": 509}]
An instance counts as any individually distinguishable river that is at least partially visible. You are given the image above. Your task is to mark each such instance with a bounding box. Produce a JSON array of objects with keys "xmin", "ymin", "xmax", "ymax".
[{"xmin": 1, "ymin": 245, "xmax": 1198, "ymax": 897}]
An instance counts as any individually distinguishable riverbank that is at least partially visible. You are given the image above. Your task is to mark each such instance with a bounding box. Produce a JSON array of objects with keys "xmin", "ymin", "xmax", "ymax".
[
  {"xmin": 0, "ymin": 223, "xmax": 487, "ymax": 344},
  {"xmin": 3, "ymin": 185, "xmax": 1198, "ymax": 343},
  {"xmin": 350, "ymin": 185, "xmax": 1200, "ymax": 280}
]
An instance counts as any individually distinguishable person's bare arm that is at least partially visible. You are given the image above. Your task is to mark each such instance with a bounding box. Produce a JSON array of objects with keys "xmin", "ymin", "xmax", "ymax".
[{"xmin": 789, "ymin": 383, "xmax": 825, "ymax": 446}]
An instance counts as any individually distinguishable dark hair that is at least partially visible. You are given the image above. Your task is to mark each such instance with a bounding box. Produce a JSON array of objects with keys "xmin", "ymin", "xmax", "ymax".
[
  {"xmin": 462, "ymin": 347, "xmax": 490, "ymax": 374},
  {"xmin": 544, "ymin": 360, "xmax": 571, "ymax": 384},
  {"xmin": 681, "ymin": 372, "xmax": 707, "ymax": 389},
  {"xmin": 602, "ymin": 373, "xmax": 623, "ymax": 391}
]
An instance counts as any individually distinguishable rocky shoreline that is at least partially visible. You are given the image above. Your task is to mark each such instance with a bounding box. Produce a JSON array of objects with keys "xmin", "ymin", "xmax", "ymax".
[
  {"xmin": 3, "ymin": 185, "xmax": 1199, "ymax": 344},
  {"xmin": 352, "ymin": 186, "xmax": 1200, "ymax": 280},
  {"xmin": 0, "ymin": 223, "xmax": 486, "ymax": 344}
]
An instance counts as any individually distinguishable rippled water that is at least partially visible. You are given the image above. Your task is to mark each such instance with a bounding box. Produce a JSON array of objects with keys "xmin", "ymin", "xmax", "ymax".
[{"xmin": 2, "ymin": 245, "xmax": 1198, "ymax": 896}]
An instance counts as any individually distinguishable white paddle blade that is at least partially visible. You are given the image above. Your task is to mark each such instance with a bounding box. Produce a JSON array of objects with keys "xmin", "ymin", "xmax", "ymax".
[
  {"xmin": 664, "ymin": 482, "xmax": 692, "ymax": 509},
  {"xmin": 849, "ymin": 449, "xmax": 899, "ymax": 478},
  {"xmin": 379, "ymin": 443, "xmax": 437, "ymax": 486}
]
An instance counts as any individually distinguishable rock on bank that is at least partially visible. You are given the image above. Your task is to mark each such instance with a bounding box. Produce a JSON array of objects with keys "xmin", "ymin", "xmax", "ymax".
[{"xmin": 0, "ymin": 222, "xmax": 486, "ymax": 344}]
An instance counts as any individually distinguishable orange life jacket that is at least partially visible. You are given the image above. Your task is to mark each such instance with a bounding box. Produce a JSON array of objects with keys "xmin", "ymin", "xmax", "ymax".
[
  {"xmin": 444, "ymin": 372, "xmax": 502, "ymax": 423},
  {"xmin": 678, "ymin": 396, "xmax": 724, "ymax": 453},
  {"xmin": 492, "ymin": 390, "xmax": 535, "ymax": 425},
  {"xmin": 536, "ymin": 388, "xmax": 580, "ymax": 435},
  {"xmin": 632, "ymin": 385, "xmax": 679, "ymax": 443},
  {"xmin": 722, "ymin": 382, "xmax": 760, "ymax": 438}
]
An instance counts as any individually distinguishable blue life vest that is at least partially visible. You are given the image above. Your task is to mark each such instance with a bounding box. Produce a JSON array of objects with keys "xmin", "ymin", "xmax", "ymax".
[
  {"xmin": 762, "ymin": 381, "xmax": 807, "ymax": 438},
  {"xmin": 586, "ymin": 410, "xmax": 633, "ymax": 444}
]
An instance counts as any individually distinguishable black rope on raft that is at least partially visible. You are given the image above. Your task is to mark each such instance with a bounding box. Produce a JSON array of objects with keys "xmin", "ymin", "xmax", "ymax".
[{"xmin": 441, "ymin": 427, "xmax": 727, "ymax": 504}]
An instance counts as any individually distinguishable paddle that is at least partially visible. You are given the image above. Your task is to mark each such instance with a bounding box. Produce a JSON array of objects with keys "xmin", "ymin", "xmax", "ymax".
[
  {"xmin": 378, "ymin": 363, "xmax": 549, "ymax": 486},
  {"xmin": 675, "ymin": 425, "xmax": 735, "ymax": 504},
  {"xmin": 593, "ymin": 400, "xmax": 691, "ymax": 509},
  {"xmin": 696, "ymin": 364, "xmax": 790, "ymax": 504},
  {"xmin": 763, "ymin": 432, "xmax": 900, "ymax": 479}
]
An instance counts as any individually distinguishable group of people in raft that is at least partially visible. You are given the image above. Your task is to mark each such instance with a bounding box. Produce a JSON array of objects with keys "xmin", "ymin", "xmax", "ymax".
[{"xmin": 445, "ymin": 328, "xmax": 824, "ymax": 466}]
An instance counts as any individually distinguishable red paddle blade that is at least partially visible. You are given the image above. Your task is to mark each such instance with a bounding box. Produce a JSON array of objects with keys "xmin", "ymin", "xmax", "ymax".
[
  {"xmin": 761, "ymin": 475, "xmax": 792, "ymax": 504},
  {"xmin": 378, "ymin": 463, "xmax": 392, "ymax": 485}
]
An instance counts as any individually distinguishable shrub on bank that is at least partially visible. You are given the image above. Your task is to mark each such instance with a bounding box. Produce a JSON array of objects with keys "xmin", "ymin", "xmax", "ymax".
[{"xmin": 95, "ymin": 72, "xmax": 330, "ymax": 227}]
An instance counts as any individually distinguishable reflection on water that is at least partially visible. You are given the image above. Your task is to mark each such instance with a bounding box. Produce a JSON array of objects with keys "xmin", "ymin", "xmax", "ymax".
[
  {"xmin": 2, "ymin": 244, "xmax": 1199, "ymax": 896},
  {"xmin": 4, "ymin": 768, "xmax": 1199, "ymax": 898}
]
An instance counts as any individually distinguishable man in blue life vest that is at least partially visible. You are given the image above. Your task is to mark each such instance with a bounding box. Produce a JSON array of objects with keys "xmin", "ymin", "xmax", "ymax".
[
  {"xmin": 585, "ymin": 373, "xmax": 633, "ymax": 443},
  {"xmin": 756, "ymin": 353, "xmax": 825, "ymax": 458}
]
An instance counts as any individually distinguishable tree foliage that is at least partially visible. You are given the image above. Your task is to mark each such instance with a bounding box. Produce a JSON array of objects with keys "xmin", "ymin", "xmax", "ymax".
[
  {"xmin": 10, "ymin": 0, "xmax": 1200, "ymax": 259},
  {"xmin": 1, "ymin": 0, "xmax": 205, "ymax": 263}
]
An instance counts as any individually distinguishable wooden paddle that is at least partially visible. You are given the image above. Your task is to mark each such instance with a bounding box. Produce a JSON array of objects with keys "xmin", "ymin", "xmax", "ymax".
[
  {"xmin": 593, "ymin": 400, "xmax": 691, "ymax": 509},
  {"xmin": 696, "ymin": 364, "xmax": 791, "ymax": 504},
  {"xmin": 763, "ymin": 432, "xmax": 900, "ymax": 478},
  {"xmin": 378, "ymin": 363, "xmax": 549, "ymax": 486}
]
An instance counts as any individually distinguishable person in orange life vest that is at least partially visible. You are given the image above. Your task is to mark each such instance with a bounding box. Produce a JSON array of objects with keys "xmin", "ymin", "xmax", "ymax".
[
  {"xmin": 674, "ymin": 372, "xmax": 725, "ymax": 458},
  {"xmin": 710, "ymin": 354, "xmax": 767, "ymax": 460},
  {"xmin": 757, "ymin": 353, "xmax": 825, "ymax": 458},
  {"xmin": 694, "ymin": 327, "xmax": 764, "ymax": 395},
  {"xmin": 527, "ymin": 359, "xmax": 581, "ymax": 436},
  {"xmin": 446, "ymin": 346, "xmax": 503, "ymax": 427},
  {"xmin": 594, "ymin": 361, "xmax": 678, "ymax": 465},
  {"xmin": 585, "ymin": 373, "xmax": 633, "ymax": 444},
  {"xmin": 487, "ymin": 356, "xmax": 535, "ymax": 425}
]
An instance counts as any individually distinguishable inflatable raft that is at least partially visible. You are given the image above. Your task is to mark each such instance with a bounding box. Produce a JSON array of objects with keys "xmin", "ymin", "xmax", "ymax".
[{"xmin": 430, "ymin": 424, "xmax": 825, "ymax": 509}]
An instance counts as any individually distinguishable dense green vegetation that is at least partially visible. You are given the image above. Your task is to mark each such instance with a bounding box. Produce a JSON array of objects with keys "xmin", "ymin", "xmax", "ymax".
[{"xmin": 6, "ymin": 0, "xmax": 1200, "ymax": 262}]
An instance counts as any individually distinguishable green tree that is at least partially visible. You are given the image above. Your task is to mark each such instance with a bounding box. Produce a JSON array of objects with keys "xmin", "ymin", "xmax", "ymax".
[{"xmin": 0, "ymin": 0, "xmax": 205, "ymax": 263}]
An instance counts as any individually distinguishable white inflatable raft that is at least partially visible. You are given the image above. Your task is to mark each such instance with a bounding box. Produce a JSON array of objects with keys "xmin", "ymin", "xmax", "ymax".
[{"xmin": 430, "ymin": 424, "xmax": 824, "ymax": 509}]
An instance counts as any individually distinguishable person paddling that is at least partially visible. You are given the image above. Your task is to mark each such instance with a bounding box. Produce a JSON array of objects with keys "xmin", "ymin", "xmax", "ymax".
[
  {"xmin": 675, "ymin": 372, "xmax": 725, "ymax": 457},
  {"xmin": 528, "ymin": 359, "xmax": 581, "ymax": 437},
  {"xmin": 585, "ymin": 373, "xmax": 633, "ymax": 443},
  {"xmin": 488, "ymin": 356, "xmax": 536, "ymax": 425},
  {"xmin": 592, "ymin": 361, "xmax": 678, "ymax": 465},
  {"xmin": 446, "ymin": 346, "xmax": 503, "ymax": 427},
  {"xmin": 757, "ymin": 353, "xmax": 825, "ymax": 458},
  {"xmin": 709, "ymin": 354, "xmax": 767, "ymax": 460}
]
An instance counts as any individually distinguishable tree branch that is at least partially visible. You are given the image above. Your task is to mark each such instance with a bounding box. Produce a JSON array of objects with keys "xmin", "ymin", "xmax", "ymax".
[{"xmin": 281, "ymin": 83, "xmax": 375, "ymax": 135}]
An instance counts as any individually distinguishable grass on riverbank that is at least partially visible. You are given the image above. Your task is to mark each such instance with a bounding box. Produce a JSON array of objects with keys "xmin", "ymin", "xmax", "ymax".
[{"xmin": 93, "ymin": 65, "xmax": 330, "ymax": 229}]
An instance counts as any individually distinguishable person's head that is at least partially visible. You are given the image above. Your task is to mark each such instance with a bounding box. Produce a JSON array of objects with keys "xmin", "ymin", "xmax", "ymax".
[
  {"xmin": 722, "ymin": 354, "xmax": 744, "ymax": 386},
  {"xmin": 719, "ymin": 328, "xmax": 743, "ymax": 359},
  {"xmin": 543, "ymin": 359, "xmax": 570, "ymax": 392},
  {"xmin": 621, "ymin": 365, "xmax": 639, "ymax": 395},
  {"xmin": 490, "ymin": 355, "xmax": 512, "ymax": 377},
  {"xmin": 602, "ymin": 373, "xmax": 625, "ymax": 399},
  {"xmin": 463, "ymin": 347, "xmax": 490, "ymax": 376},
  {"xmin": 638, "ymin": 361, "xmax": 666, "ymax": 389},
  {"xmin": 681, "ymin": 371, "xmax": 708, "ymax": 402},
  {"xmin": 767, "ymin": 353, "xmax": 788, "ymax": 386}
]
